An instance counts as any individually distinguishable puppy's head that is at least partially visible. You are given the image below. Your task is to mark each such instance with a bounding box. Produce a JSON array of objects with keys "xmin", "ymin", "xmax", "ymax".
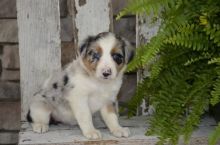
[{"xmin": 79, "ymin": 32, "xmax": 134, "ymax": 80}]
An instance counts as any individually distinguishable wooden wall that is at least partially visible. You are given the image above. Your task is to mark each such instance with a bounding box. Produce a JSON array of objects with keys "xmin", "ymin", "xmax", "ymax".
[{"xmin": 0, "ymin": 0, "xmax": 136, "ymax": 144}]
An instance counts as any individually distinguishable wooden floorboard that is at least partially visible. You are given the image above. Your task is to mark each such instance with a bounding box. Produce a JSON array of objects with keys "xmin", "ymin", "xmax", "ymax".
[{"xmin": 19, "ymin": 116, "xmax": 219, "ymax": 145}]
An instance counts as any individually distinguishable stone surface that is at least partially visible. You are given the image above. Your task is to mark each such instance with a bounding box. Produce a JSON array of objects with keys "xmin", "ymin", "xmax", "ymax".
[
  {"xmin": 0, "ymin": 0, "xmax": 67, "ymax": 18},
  {"xmin": 0, "ymin": 19, "xmax": 18, "ymax": 43},
  {"xmin": 0, "ymin": 82, "xmax": 20, "ymax": 100},
  {"xmin": 2, "ymin": 45, "xmax": 20, "ymax": 69},
  {"xmin": 114, "ymin": 17, "xmax": 136, "ymax": 45},
  {"xmin": 61, "ymin": 42, "xmax": 76, "ymax": 66},
  {"xmin": 1, "ymin": 69, "xmax": 20, "ymax": 81},
  {"xmin": 0, "ymin": 102, "xmax": 21, "ymax": 130},
  {"xmin": 0, "ymin": 132, "xmax": 19, "ymax": 144}
]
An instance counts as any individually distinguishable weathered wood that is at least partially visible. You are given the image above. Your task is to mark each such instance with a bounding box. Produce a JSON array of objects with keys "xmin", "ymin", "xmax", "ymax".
[
  {"xmin": 2, "ymin": 45, "xmax": 20, "ymax": 69},
  {"xmin": 17, "ymin": 0, "xmax": 62, "ymax": 120},
  {"xmin": 71, "ymin": 0, "xmax": 113, "ymax": 47},
  {"xmin": 0, "ymin": 132, "xmax": 19, "ymax": 144},
  {"xmin": 0, "ymin": 82, "xmax": 20, "ymax": 101},
  {"xmin": 113, "ymin": 17, "xmax": 136, "ymax": 45},
  {"xmin": 0, "ymin": 19, "xmax": 18, "ymax": 43},
  {"xmin": 111, "ymin": 0, "xmax": 128, "ymax": 15},
  {"xmin": 0, "ymin": 0, "xmax": 67, "ymax": 18},
  {"xmin": 135, "ymin": 14, "xmax": 161, "ymax": 115},
  {"xmin": 0, "ymin": 0, "xmax": 17, "ymax": 18},
  {"xmin": 61, "ymin": 42, "xmax": 76, "ymax": 66},
  {"xmin": 61, "ymin": 17, "xmax": 74, "ymax": 42},
  {"xmin": 19, "ymin": 116, "xmax": 218, "ymax": 145},
  {"xmin": 0, "ymin": 18, "xmax": 73, "ymax": 43},
  {"xmin": 1, "ymin": 69, "xmax": 20, "ymax": 81},
  {"xmin": 0, "ymin": 102, "xmax": 20, "ymax": 130}
]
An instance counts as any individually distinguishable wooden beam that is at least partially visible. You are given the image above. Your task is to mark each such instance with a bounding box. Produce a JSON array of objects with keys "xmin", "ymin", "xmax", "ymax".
[
  {"xmin": 135, "ymin": 14, "xmax": 161, "ymax": 115},
  {"xmin": 17, "ymin": 0, "xmax": 61, "ymax": 121},
  {"xmin": 70, "ymin": 0, "xmax": 113, "ymax": 47}
]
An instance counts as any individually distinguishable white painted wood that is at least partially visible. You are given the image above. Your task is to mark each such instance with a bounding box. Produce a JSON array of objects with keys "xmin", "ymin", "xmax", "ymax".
[
  {"xmin": 71, "ymin": 0, "xmax": 113, "ymax": 47},
  {"xmin": 136, "ymin": 14, "xmax": 161, "ymax": 115},
  {"xmin": 17, "ymin": 0, "xmax": 61, "ymax": 120},
  {"xmin": 136, "ymin": 13, "xmax": 161, "ymax": 81},
  {"xmin": 19, "ymin": 116, "xmax": 218, "ymax": 145}
]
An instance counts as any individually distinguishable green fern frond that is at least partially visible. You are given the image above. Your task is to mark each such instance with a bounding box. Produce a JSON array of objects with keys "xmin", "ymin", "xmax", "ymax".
[
  {"xmin": 127, "ymin": 77, "xmax": 150, "ymax": 117},
  {"xmin": 203, "ymin": 24, "xmax": 220, "ymax": 47},
  {"xmin": 184, "ymin": 53, "xmax": 212, "ymax": 66},
  {"xmin": 122, "ymin": 0, "xmax": 220, "ymax": 144},
  {"xmin": 209, "ymin": 123, "xmax": 220, "ymax": 145},
  {"xmin": 208, "ymin": 57, "xmax": 220, "ymax": 65},
  {"xmin": 210, "ymin": 77, "xmax": 220, "ymax": 106},
  {"xmin": 116, "ymin": 0, "xmax": 176, "ymax": 20}
]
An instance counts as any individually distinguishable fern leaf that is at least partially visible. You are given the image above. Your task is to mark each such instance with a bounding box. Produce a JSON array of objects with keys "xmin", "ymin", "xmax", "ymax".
[
  {"xmin": 209, "ymin": 123, "xmax": 220, "ymax": 145},
  {"xmin": 210, "ymin": 77, "xmax": 220, "ymax": 106}
]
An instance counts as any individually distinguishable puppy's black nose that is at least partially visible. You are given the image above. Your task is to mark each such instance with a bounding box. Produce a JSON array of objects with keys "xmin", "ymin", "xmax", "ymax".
[
  {"xmin": 102, "ymin": 69, "xmax": 112, "ymax": 78},
  {"xmin": 103, "ymin": 72, "xmax": 111, "ymax": 77}
]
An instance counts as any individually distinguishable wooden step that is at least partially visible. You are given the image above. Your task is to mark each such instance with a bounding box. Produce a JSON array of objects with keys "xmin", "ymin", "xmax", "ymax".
[{"xmin": 19, "ymin": 116, "xmax": 219, "ymax": 145}]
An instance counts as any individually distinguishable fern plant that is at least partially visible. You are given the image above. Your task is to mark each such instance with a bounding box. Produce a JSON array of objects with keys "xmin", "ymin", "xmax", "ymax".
[{"xmin": 118, "ymin": 0, "xmax": 220, "ymax": 144}]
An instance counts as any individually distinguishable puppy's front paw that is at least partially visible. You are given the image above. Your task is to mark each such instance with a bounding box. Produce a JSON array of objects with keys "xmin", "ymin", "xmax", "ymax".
[
  {"xmin": 83, "ymin": 129, "xmax": 102, "ymax": 139},
  {"xmin": 111, "ymin": 127, "xmax": 130, "ymax": 138},
  {"xmin": 32, "ymin": 123, "xmax": 49, "ymax": 133}
]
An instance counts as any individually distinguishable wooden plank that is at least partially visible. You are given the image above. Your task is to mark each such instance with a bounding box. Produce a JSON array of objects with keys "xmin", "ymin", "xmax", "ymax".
[
  {"xmin": 17, "ymin": 0, "xmax": 61, "ymax": 121},
  {"xmin": 135, "ymin": 14, "xmax": 161, "ymax": 115},
  {"xmin": 0, "ymin": 132, "xmax": 19, "ymax": 144},
  {"xmin": 71, "ymin": 0, "xmax": 113, "ymax": 47},
  {"xmin": 0, "ymin": 18, "xmax": 73, "ymax": 43},
  {"xmin": 19, "ymin": 116, "xmax": 218, "ymax": 145},
  {"xmin": 136, "ymin": 14, "xmax": 161, "ymax": 80},
  {"xmin": 0, "ymin": 102, "xmax": 20, "ymax": 130},
  {"xmin": 0, "ymin": 0, "xmax": 67, "ymax": 18}
]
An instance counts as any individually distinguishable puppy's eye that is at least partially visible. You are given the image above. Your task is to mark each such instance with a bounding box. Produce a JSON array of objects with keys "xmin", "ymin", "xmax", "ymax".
[
  {"xmin": 112, "ymin": 53, "xmax": 123, "ymax": 65},
  {"xmin": 93, "ymin": 52, "xmax": 100, "ymax": 60}
]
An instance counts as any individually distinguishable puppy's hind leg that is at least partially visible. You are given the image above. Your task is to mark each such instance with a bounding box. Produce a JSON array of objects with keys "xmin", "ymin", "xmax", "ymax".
[{"xmin": 27, "ymin": 101, "xmax": 52, "ymax": 133}]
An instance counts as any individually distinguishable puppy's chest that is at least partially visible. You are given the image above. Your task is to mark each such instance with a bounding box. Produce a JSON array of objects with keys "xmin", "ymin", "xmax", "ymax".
[{"xmin": 88, "ymin": 83, "xmax": 120, "ymax": 112}]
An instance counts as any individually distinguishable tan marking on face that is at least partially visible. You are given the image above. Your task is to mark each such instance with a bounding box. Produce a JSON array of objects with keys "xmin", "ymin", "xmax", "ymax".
[
  {"xmin": 83, "ymin": 46, "xmax": 102, "ymax": 73},
  {"xmin": 106, "ymin": 103, "xmax": 116, "ymax": 113},
  {"xmin": 111, "ymin": 47, "xmax": 125, "ymax": 72}
]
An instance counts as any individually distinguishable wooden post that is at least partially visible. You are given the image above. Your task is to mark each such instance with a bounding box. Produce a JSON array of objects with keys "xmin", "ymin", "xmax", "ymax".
[
  {"xmin": 70, "ymin": 0, "xmax": 113, "ymax": 47},
  {"xmin": 136, "ymin": 14, "xmax": 161, "ymax": 115},
  {"xmin": 17, "ymin": 0, "xmax": 61, "ymax": 121}
]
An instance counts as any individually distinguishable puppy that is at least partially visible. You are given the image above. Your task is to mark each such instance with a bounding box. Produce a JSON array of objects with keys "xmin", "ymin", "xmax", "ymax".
[{"xmin": 27, "ymin": 32, "xmax": 134, "ymax": 139}]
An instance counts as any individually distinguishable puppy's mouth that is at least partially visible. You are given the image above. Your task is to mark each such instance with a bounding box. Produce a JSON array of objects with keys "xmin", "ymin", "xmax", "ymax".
[
  {"xmin": 103, "ymin": 76, "xmax": 110, "ymax": 80},
  {"xmin": 100, "ymin": 76, "xmax": 113, "ymax": 81}
]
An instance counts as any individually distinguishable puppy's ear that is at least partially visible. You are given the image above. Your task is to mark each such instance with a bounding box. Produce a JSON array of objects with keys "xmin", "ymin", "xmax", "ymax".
[
  {"xmin": 79, "ymin": 36, "xmax": 95, "ymax": 56},
  {"xmin": 124, "ymin": 40, "xmax": 135, "ymax": 64},
  {"xmin": 117, "ymin": 36, "xmax": 135, "ymax": 64},
  {"xmin": 79, "ymin": 33, "xmax": 107, "ymax": 56}
]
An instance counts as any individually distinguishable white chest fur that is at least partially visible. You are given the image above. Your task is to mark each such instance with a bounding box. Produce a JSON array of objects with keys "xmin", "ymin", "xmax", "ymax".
[{"xmin": 88, "ymin": 79, "xmax": 122, "ymax": 113}]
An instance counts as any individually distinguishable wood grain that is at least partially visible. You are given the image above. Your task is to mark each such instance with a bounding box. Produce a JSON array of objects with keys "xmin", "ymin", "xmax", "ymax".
[
  {"xmin": 17, "ymin": 0, "xmax": 61, "ymax": 120},
  {"xmin": 71, "ymin": 0, "xmax": 113, "ymax": 47},
  {"xmin": 19, "ymin": 116, "xmax": 217, "ymax": 145}
]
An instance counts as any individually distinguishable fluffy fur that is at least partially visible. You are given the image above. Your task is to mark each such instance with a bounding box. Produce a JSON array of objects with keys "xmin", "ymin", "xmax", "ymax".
[{"xmin": 27, "ymin": 32, "xmax": 134, "ymax": 139}]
